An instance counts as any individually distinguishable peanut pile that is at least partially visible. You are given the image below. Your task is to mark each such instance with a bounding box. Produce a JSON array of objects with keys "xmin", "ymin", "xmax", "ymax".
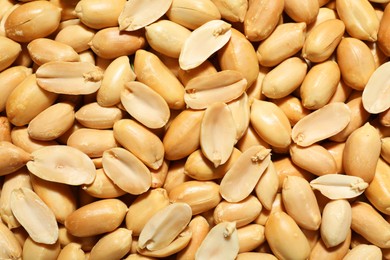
[{"xmin": 0, "ymin": 0, "xmax": 390, "ymax": 259}]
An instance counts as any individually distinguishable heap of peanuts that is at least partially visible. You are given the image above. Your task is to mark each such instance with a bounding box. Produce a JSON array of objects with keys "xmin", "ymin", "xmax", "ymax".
[{"xmin": 0, "ymin": 0, "xmax": 390, "ymax": 259}]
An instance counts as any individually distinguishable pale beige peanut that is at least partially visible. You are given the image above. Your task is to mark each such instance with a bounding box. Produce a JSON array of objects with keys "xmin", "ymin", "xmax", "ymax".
[
  {"xmin": 6, "ymin": 74, "xmax": 58, "ymax": 126},
  {"xmin": 272, "ymin": 95, "xmax": 311, "ymax": 126},
  {"xmin": 163, "ymin": 109, "xmax": 204, "ymax": 161},
  {"xmin": 11, "ymin": 126, "xmax": 58, "ymax": 153},
  {"xmin": 261, "ymin": 57, "xmax": 307, "ymax": 99},
  {"xmin": 0, "ymin": 141, "xmax": 31, "ymax": 176},
  {"xmin": 195, "ymin": 222, "xmax": 239, "ymax": 260},
  {"xmin": 27, "ymin": 38, "xmax": 79, "ymax": 65},
  {"xmin": 302, "ymin": 19, "xmax": 345, "ymax": 63},
  {"xmin": 113, "ymin": 119, "xmax": 164, "ymax": 170},
  {"xmin": 236, "ymin": 252, "xmax": 278, "ymax": 260},
  {"xmin": 179, "ymin": 19, "xmax": 231, "ymax": 70},
  {"xmin": 282, "ymin": 176, "xmax": 321, "ymax": 230},
  {"xmin": 292, "ymin": 102, "xmax": 351, "ymax": 146},
  {"xmin": 75, "ymin": 102, "xmax": 123, "ymax": 130},
  {"xmin": 0, "ymin": 117, "xmax": 11, "ymax": 142},
  {"xmin": 255, "ymin": 161, "xmax": 279, "ymax": 210},
  {"xmin": 89, "ymin": 228, "xmax": 132, "ymax": 260},
  {"xmin": 67, "ymin": 128, "xmax": 117, "ymax": 158},
  {"xmin": 0, "ymin": 168, "xmax": 32, "ymax": 229},
  {"xmin": 343, "ymin": 244, "xmax": 382, "ymax": 260},
  {"xmin": 30, "ymin": 174, "xmax": 76, "ymax": 224},
  {"xmin": 5, "ymin": 1, "xmax": 61, "ymax": 42},
  {"xmin": 126, "ymin": 188, "xmax": 170, "ymax": 236},
  {"xmin": 65, "ymin": 199, "xmax": 127, "ymax": 237},
  {"xmin": 119, "ymin": 0, "xmax": 172, "ymax": 31},
  {"xmin": 54, "ymin": 24, "xmax": 95, "ymax": 53},
  {"xmin": 337, "ymin": 37, "xmax": 376, "ymax": 91},
  {"xmin": 237, "ymin": 224, "xmax": 265, "ymax": 253},
  {"xmin": 10, "ymin": 188, "xmax": 58, "ymax": 244},
  {"xmin": 134, "ymin": 49, "xmax": 185, "ymax": 110},
  {"xmin": 57, "ymin": 243, "xmax": 85, "ymax": 260},
  {"xmin": 336, "ymin": 0, "xmax": 379, "ymax": 41},
  {"xmin": 214, "ymin": 195, "xmax": 262, "ymax": 228},
  {"xmin": 321, "ymin": 200, "xmax": 352, "ymax": 248},
  {"xmin": 244, "ymin": 0, "xmax": 284, "ymax": 41},
  {"xmin": 382, "ymin": 137, "xmax": 390, "ymax": 163},
  {"xmin": 218, "ymin": 28, "xmax": 259, "ymax": 88},
  {"xmin": 0, "ymin": 221, "xmax": 22, "ymax": 259},
  {"xmin": 220, "ymin": 145, "xmax": 271, "ymax": 203},
  {"xmin": 177, "ymin": 216, "xmax": 209, "ymax": 260},
  {"xmin": 323, "ymin": 141, "xmax": 346, "ymax": 173},
  {"xmin": 82, "ymin": 168, "xmax": 126, "ymax": 199},
  {"xmin": 343, "ymin": 123, "xmax": 381, "ymax": 182},
  {"xmin": 184, "ymin": 70, "xmax": 247, "ymax": 109},
  {"xmin": 362, "ymin": 61, "xmax": 390, "ymax": 114},
  {"xmin": 284, "ymin": 0, "xmax": 319, "ymax": 23},
  {"xmin": 289, "ymin": 143, "xmax": 337, "ymax": 176},
  {"xmin": 36, "ymin": 61, "xmax": 103, "ymax": 95},
  {"xmin": 306, "ymin": 7, "xmax": 338, "ymax": 35},
  {"xmin": 265, "ymin": 211, "xmax": 311, "ymax": 260},
  {"xmin": 97, "ymin": 55, "xmax": 136, "ymax": 107},
  {"xmin": 365, "ymin": 158, "xmax": 390, "ymax": 214},
  {"xmin": 22, "ymin": 237, "xmax": 60, "ymax": 260},
  {"xmin": 166, "ymin": 0, "xmax": 221, "ymax": 30},
  {"xmin": 178, "ymin": 60, "xmax": 217, "ymax": 86},
  {"xmin": 309, "ymin": 229, "xmax": 351, "ymax": 260},
  {"xmin": 200, "ymin": 102, "xmax": 236, "ymax": 167},
  {"xmin": 169, "ymin": 181, "xmax": 221, "ymax": 215},
  {"xmin": 138, "ymin": 228, "xmax": 192, "ymax": 258},
  {"xmin": 0, "ymin": 35, "xmax": 21, "ymax": 72},
  {"xmin": 330, "ymin": 94, "xmax": 371, "ymax": 142},
  {"xmin": 351, "ymin": 201, "xmax": 390, "ymax": 248},
  {"xmin": 102, "ymin": 147, "xmax": 151, "ymax": 195},
  {"xmin": 0, "ymin": 66, "xmax": 32, "ymax": 113},
  {"xmin": 27, "ymin": 102, "xmax": 75, "ymax": 141},
  {"xmin": 378, "ymin": 3, "xmax": 390, "ymax": 56},
  {"xmin": 121, "ymin": 81, "xmax": 170, "ymax": 129},
  {"xmin": 184, "ymin": 148, "xmax": 241, "ymax": 181},
  {"xmin": 138, "ymin": 202, "xmax": 192, "ymax": 251},
  {"xmin": 250, "ymin": 99, "xmax": 291, "ymax": 149},
  {"xmin": 145, "ymin": 20, "xmax": 191, "ymax": 58},
  {"xmin": 90, "ymin": 27, "xmax": 146, "ymax": 59},
  {"xmin": 75, "ymin": 0, "xmax": 125, "ymax": 29},
  {"xmin": 256, "ymin": 23, "xmax": 306, "ymax": 67},
  {"xmin": 26, "ymin": 145, "xmax": 96, "ymax": 186},
  {"xmin": 300, "ymin": 61, "xmax": 340, "ymax": 110},
  {"xmin": 211, "ymin": 0, "xmax": 247, "ymax": 22}
]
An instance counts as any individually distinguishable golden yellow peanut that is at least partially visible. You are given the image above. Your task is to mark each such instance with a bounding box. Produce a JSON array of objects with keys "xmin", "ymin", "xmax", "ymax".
[
  {"xmin": 126, "ymin": 188, "xmax": 169, "ymax": 236},
  {"xmin": 302, "ymin": 19, "xmax": 345, "ymax": 63},
  {"xmin": 178, "ymin": 60, "xmax": 217, "ymax": 86},
  {"xmin": 0, "ymin": 141, "xmax": 31, "ymax": 176},
  {"xmin": 236, "ymin": 252, "xmax": 278, "ymax": 260},
  {"xmin": 150, "ymin": 159, "xmax": 168, "ymax": 188},
  {"xmin": 82, "ymin": 168, "xmax": 126, "ymax": 199},
  {"xmin": 306, "ymin": 7, "xmax": 338, "ymax": 35},
  {"xmin": 211, "ymin": 0, "xmax": 247, "ymax": 23},
  {"xmin": 236, "ymin": 124, "xmax": 271, "ymax": 152},
  {"xmin": 337, "ymin": 37, "xmax": 376, "ymax": 90},
  {"xmin": 323, "ymin": 141, "xmax": 345, "ymax": 173},
  {"xmin": 351, "ymin": 201, "xmax": 390, "ymax": 248},
  {"xmin": 166, "ymin": 0, "xmax": 221, "ymax": 30},
  {"xmin": 64, "ymin": 199, "xmax": 127, "ymax": 237},
  {"xmin": 67, "ymin": 129, "xmax": 118, "ymax": 158},
  {"xmin": 11, "ymin": 126, "xmax": 58, "ymax": 153},
  {"xmin": 255, "ymin": 161, "xmax": 279, "ymax": 210},
  {"xmin": 214, "ymin": 195, "xmax": 262, "ymax": 228},
  {"xmin": 97, "ymin": 56, "xmax": 136, "ymax": 107},
  {"xmin": 250, "ymin": 99, "xmax": 291, "ymax": 149},
  {"xmin": 309, "ymin": 229, "xmax": 351, "ymax": 260},
  {"xmin": 164, "ymin": 160, "xmax": 192, "ymax": 193},
  {"xmin": 57, "ymin": 225, "xmax": 98, "ymax": 251},
  {"xmin": 49, "ymin": 0, "xmax": 78, "ymax": 21},
  {"xmin": 261, "ymin": 57, "xmax": 307, "ymax": 99},
  {"xmin": 134, "ymin": 49, "xmax": 185, "ymax": 110},
  {"xmin": 273, "ymin": 156, "xmax": 314, "ymax": 190},
  {"xmin": 74, "ymin": 0, "xmax": 125, "ymax": 29},
  {"xmin": 284, "ymin": 0, "xmax": 319, "ymax": 24},
  {"xmin": 89, "ymin": 228, "xmax": 132, "ymax": 260},
  {"xmin": 365, "ymin": 158, "xmax": 390, "ymax": 214},
  {"xmin": 256, "ymin": 23, "xmax": 306, "ymax": 67},
  {"xmin": 30, "ymin": 175, "xmax": 76, "ymax": 224},
  {"xmin": 90, "ymin": 27, "xmax": 146, "ymax": 59},
  {"xmin": 0, "ymin": 36, "xmax": 21, "ymax": 72},
  {"xmin": 272, "ymin": 96, "xmax": 310, "ymax": 126},
  {"xmin": 237, "ymin": 224, "xmax": 265, "ymax": 253},
  {"xmin": 218, "ymin": 28, "xmax": 259, "ymax": 88},
  {"xmin": 265, "ymin": 211, "xmax": 311, "ymax": 260},
  {"xmin": 328, "ymin": 80, "xmax": 353, "ymax": 104},
  {"xmin": 57, "ymin": 243, "xmax": 85, "ymax": 260},
  {"xmin": 113, "ymin": 119, "xmax": 164, "ymax": 170},
  {"xmin": 54, "ymin": 24, "xmax": 95, "ymax": 53},
  {"xmin": 75, "ymin": 102, "xmax": 123, "ymax": 130},
  {"xmin": 343, "ymin": 123, "xmax": 381, "ymax": 183},
  {"xmin": 336, "ymin": 0, "xmax": 379, "ymax": 41},
  {"xmin": 22, "ymin": 238, "xmax": 60, "ymax": 260},
  {"xmin": 0, "ymin": 221, "xmax": 22, "ymax": 259},
  {"xmin": 0, "ymin": 117, "xmax": 11, "ymax": 142},
  {"xmin": 244, "ymin": 0, "xmax": 283, "ymax": 41},
  {"xmin": 378, "ymin": 3, "xmax": 390, "ymax": 56}
]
